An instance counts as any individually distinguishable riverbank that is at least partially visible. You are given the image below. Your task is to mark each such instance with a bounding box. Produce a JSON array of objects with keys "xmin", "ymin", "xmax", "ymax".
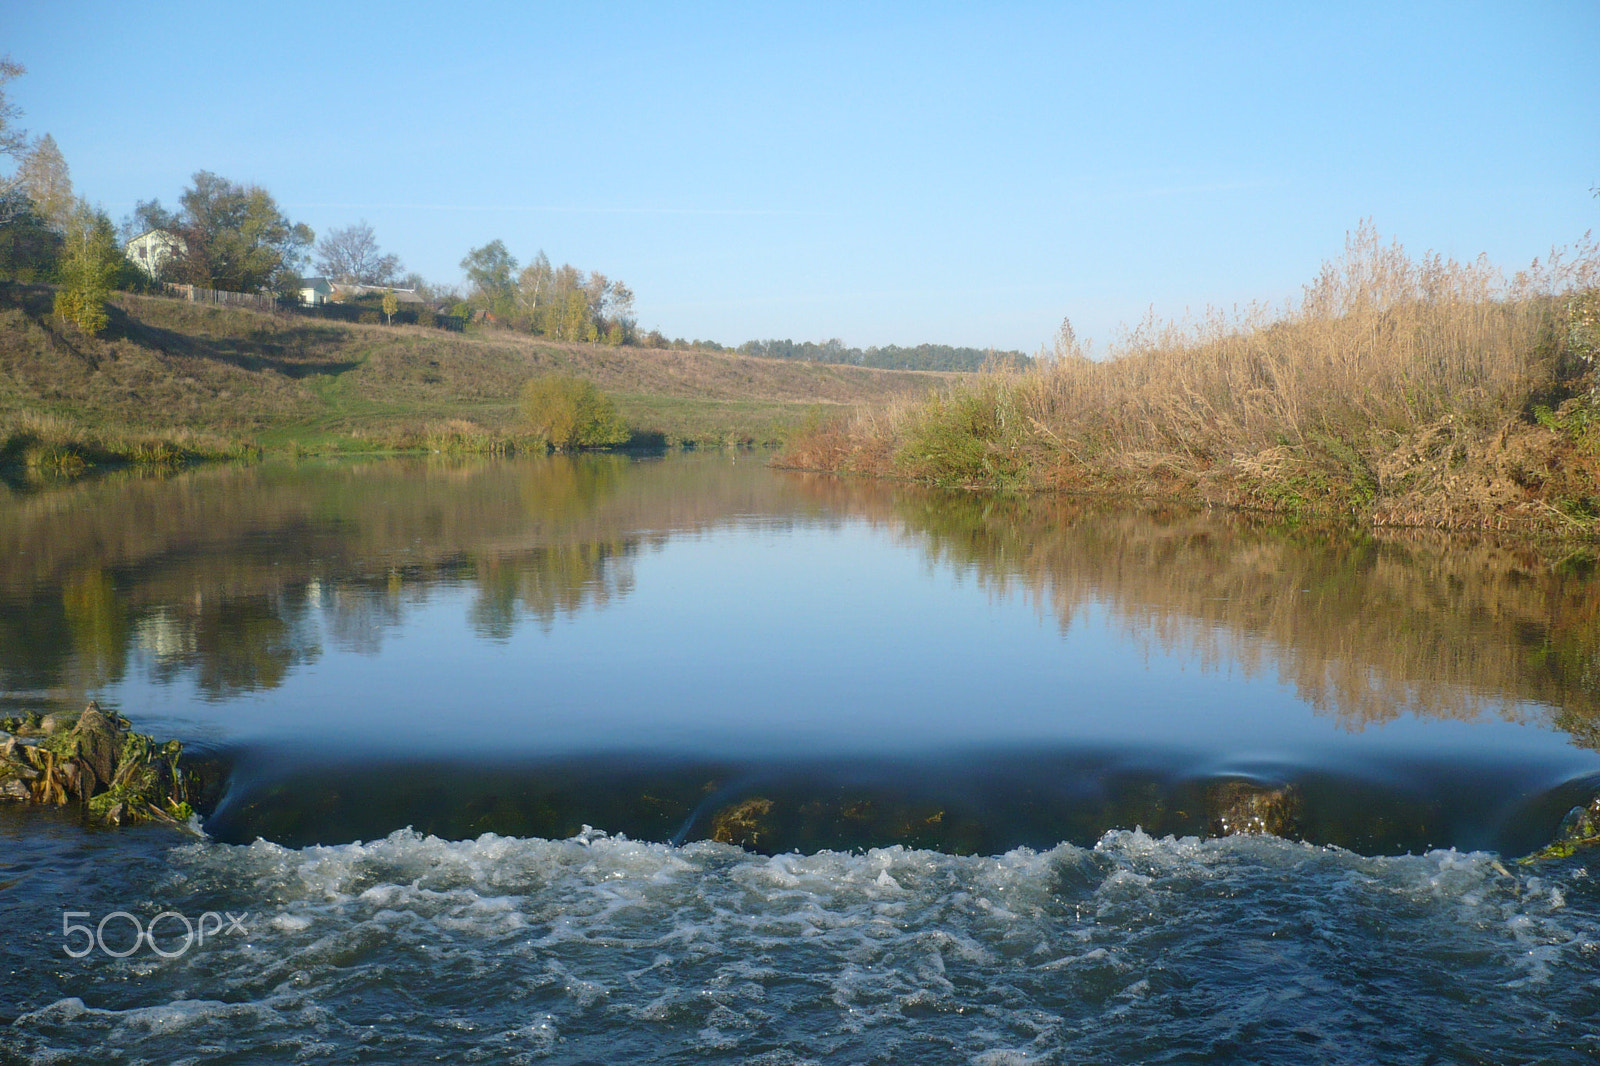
[
  {"xmin": 0, "ymin": 281, "xmax": 948, "ymax": 475},
  {"xmin": 778, "ymin": 227, "xmax": 1600, "ymax": 538}
]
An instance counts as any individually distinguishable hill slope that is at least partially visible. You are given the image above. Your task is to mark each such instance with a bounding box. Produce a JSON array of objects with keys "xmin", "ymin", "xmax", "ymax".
[{"xmin": 0, "ymin": 284, "xmax": 950, "ymax": 452}]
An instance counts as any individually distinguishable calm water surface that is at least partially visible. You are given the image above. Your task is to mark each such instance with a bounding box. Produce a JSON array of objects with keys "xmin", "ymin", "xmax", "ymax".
[{"xmin": 2, "ymin": 454, "xmax": 1598, "ymax": 1062}]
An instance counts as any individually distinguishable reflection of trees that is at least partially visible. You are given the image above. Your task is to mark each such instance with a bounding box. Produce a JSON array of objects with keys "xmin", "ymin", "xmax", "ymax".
[
  {"xmin": 470, "ymin": 541, "xmax": 637, "ymax": 639},
  {"xmin": 0, "ymin": 587, "xmax": 78, "ymax": 692},
  {"xmin": 16, "ymin": 457, "xmax": 1591, "ymax": 741},
  {"xmin": 0, "ymin": 455, "xmax": 808, "ymax": 697},
  {"xmin": 147, "ymin": 590, "xmax": 320, "ymax": 696},
  {"xmin": 793, "ymin": 479, "xmax": 1600, "ymax": 746},
  {"xmin": 318, "ymin": 580, "xmax": 406, "ymax": 656},
  {"xmin": 61, "ymin": 569, "xmax": 129, "ymax": 688}
]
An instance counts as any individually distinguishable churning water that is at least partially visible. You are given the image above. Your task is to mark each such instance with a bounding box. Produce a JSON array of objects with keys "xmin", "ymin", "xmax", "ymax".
[
  {"xmin": 4, "ymin": 816, "xmax": 1599, "ymax": 1063},
  {"xmin": 3, "ymin": 454, "xmax": 1600, "ymax": 1062}
]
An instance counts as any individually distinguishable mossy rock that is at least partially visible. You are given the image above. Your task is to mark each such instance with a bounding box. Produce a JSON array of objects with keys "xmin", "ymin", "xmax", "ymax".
[
  {"xmin": 711, "ymin": 797, "xmax": 775, "ymax": 849},
  {"xmin": 1521, "ymin": 797, "xmax": 1600, "ymax": 864},
  {"xmin": 0, "ymin": 701, "xmax": 199, "ymax": 830}
]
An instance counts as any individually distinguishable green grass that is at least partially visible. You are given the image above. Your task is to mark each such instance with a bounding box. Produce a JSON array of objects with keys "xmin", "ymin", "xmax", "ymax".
[{"xmin": 0, "ymin": 282, "xmax": 948, "ymax": 465}]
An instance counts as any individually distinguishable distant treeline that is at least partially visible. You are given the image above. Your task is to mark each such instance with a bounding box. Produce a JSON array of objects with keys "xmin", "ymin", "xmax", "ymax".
[{"xmin": 735, "ymin": 338, "xmax": 1032, "ymax": 371}]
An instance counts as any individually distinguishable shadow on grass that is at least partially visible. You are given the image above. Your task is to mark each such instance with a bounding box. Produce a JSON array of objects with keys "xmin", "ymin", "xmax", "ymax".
[
  {"xmin": 107, "ymin": 304, "xmax": 362, "ymax": 379},
  {"xmin": 623, "ymin": 429, "xmax": 670, "ymax": 455}
]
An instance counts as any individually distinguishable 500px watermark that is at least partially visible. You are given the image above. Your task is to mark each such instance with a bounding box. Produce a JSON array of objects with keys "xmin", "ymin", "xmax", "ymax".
[{"xmin": 61, "ymin": 909, "xmax": 249, "ymax": 959}]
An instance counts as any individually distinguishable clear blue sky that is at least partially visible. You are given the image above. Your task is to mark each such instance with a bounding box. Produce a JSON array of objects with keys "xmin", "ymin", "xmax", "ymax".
[{"xmin": 8, "ymin": 1, "xmax": 1597, "ymax": 351}]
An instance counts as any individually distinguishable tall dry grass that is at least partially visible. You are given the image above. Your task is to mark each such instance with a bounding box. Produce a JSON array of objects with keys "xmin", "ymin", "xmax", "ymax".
[
  {"xmin": 783, "ymin": 223, "xmax": 1600, "ymax": 528},
  {"xmin": 1034, "ymin": 223, "xmax": 1594, "ymax": 456}
]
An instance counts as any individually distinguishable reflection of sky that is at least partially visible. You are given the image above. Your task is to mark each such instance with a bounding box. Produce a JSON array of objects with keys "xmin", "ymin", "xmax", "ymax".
[{"xmin": 108, "ymin": 520, "xmax": 1600, "ymax": 787}]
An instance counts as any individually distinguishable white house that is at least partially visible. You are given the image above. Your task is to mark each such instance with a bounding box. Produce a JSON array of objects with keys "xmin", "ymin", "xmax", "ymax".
[
  {"xmin": 298, "ymin": 277, "xmax": 335, "ymax": 306},
  {"xmin": 124, "ymin": 229, "xmax": 185, "ymax": 278}
]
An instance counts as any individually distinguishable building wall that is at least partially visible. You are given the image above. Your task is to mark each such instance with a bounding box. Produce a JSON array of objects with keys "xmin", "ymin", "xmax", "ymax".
[{"xmin": 125, "ymin": 231, "xmax": 182, "ymax": 278}]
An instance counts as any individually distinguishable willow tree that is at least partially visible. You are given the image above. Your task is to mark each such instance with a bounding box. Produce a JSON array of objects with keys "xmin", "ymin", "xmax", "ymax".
[{"xmin": 519, "ymin": 374, "xmax": 629, "ymax": 449}]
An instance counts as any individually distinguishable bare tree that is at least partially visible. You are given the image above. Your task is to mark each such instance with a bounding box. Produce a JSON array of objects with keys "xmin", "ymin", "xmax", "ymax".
[
  {"xmin": 313, "ymin": 220, "xmax": 402, "ymax": 284},
  {"xmin": 17, "ymin": 133, "xmax": 72, "ymax": 230}
]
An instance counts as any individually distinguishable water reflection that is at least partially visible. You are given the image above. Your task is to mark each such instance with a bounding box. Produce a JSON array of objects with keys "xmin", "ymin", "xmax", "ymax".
[
  {"xmin": 0, "ymin": 457, "xmax": 1596, "ymax": 754},
  {"xmin": 0, "ymin": 456, "xmax": 819, "ymax": 700},
  {"xmin": 791, "ymin": 479, "xmax": 1600, "ymax": 748}
]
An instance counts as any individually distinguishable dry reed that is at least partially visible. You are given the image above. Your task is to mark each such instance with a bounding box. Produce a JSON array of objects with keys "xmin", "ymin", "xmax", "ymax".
[{"xmin": 782, "ymin": 223, "xmax": 1600, "ymax": 532}]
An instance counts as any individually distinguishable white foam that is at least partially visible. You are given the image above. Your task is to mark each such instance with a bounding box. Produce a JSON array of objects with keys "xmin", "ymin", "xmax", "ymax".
[{"xmin": 16, "ymin": 825, "xmax": 1592, "ymax": 1063}]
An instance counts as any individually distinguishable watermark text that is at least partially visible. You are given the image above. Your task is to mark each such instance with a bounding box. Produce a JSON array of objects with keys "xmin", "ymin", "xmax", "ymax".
[{"xmin": 62, "ymin": 909, "xmax": 248, "ymax": 958}]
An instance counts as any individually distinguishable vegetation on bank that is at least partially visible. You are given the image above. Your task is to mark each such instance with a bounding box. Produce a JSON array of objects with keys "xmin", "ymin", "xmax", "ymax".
[
  {"xmin": 0, "ymin": 281, "xmax": 945, "ymax": 479},
  {"xmin": 0, "ymin": 410, "xmax": 257, "ymax": 477},
  {"xmin": 1, "ymin": 702, "xmax": 200, "ymax": 828},
  {"xmin": 734, "ymin": 338, "xmax": 1032, "ymax": 372},
  {"xmin": 519, "ymin": 374, "xmax": 630, "ymax": 450},
  {"xmin": 780, "ymin": 224, "xmax": 1600, "ymax": 536}
]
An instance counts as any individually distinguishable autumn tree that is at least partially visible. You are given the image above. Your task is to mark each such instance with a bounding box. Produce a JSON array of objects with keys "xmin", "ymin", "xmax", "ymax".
[
  {"xmin": 53, "ymin": 203, "xmax": 121, "ymax": 335},
  {"xmin": 140, "ymin": 171, "xmax": 313, "ymax": 293},
  {"xmin": 516, "ymin": 250, "xmax": 554, "ymax": 312},
  {"xmin": 381, "ymin": 289, "xmax": 399, "ymax": 325},
  {"xmin": 314, "ymin": 220, "xmax": 402, "ymax": 284},
  {"xmin": 519, "ymin": 374, "xmax": 629, "ymax": 449}
]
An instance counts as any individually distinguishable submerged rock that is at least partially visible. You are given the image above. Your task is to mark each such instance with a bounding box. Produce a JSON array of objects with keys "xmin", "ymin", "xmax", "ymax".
[
  {"xmin": 1207, "ymin": 781, "xmax": 1301, "ymax": 838},
  {"xmin": 0, "ymin": 701, "xmax": 198, "ymax": 829},
  {"xmin": 711, "ymin": 797, "xmax": 775, "ymax": 849}
]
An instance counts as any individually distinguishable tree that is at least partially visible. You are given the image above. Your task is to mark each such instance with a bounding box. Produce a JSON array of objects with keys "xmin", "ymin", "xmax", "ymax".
[
  {"xmin": 314, "ymin": 220, "xmax": 402, "ymax": 284},
  {"xmin": 0, "ymin": 56, "xmax": 32, "ymax": 230},
  {"xmin": 460, "ymin": 239, "xmax": 517, "ymax": 318},
  {"xmin": 120, "ymin": 198, "xmax": 179, "ymax": 244},
  {"xmin": 0, "ymin": 196, "xmax": 60, "ymax": 279},
  {"xmin": 53, "ymin": 203, "xmax": 120, "ymax": 335},
  {"xmin": 160, "ymin": 171, "xmax": 313, "ymax": 293},
  {"xmin": 381, "ymin": 290, "xmax": 399, "ymax": 325},
  {"xmin": 519, "ymin": 374, "xmax": 629, "ymax": 449},
  {"xmin": 0, "ymin": 84, "xmax": 65, "ymax": 282},
  {"xmin": 609, "ymin": 281, "xmax": 636, "ymax": 342},
  {"xmin": 0, "ymin": 56, "xmax": 24, "ymax": 160},
  {"xmin": 517, "ymin": 250, "xmax": 554, "ymax": 313},
  {"xmin": 16, "ymin": 133, "xmax": 72, "ymax": 231}
]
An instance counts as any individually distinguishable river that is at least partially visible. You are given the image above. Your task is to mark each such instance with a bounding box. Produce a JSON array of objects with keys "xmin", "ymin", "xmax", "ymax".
[{"xmin": 2, "ymin": 453, "xmax": 1597, "ymax": 1062}]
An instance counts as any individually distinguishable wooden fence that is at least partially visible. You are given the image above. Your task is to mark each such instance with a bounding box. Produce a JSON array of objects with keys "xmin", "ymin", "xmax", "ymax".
[
  {"xmin": 162, "ymin": 283, "xmax": 281, "ymax": 312},
  {"xmin": 150, "ymin": 282, "xmax": 463, "ymax": 330}
]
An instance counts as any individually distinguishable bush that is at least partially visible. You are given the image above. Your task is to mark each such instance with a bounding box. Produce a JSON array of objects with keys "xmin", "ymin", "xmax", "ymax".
[
  {"xmin": 895, "ymin": 378, "xmax": 1030, "ymax": 487},
  {"xmin": 519, "ymin": 374, "xmax": 629, "ymax": 450},
  {"xmin": 357, "ymin": 310, "xmax": 380, "ymax": 324}
]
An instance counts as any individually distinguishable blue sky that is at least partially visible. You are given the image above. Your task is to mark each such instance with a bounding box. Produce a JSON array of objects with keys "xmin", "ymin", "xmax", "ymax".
[{"xmin": 7, "ymin": 1, "xmax": 1597, "ymax": 351}]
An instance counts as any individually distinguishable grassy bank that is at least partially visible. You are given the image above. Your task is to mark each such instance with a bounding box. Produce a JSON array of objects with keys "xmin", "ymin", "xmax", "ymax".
[
  {"xmin": 0, "ymin": 411, "xmax": 258, "ymax": 478},
  {"xmin": 779, "ymin": 225, "xmax": 1600, "ymax": 537},
  {"xmin": 0, "ymin": 282, "xmax": 948, "ymax": 473}
]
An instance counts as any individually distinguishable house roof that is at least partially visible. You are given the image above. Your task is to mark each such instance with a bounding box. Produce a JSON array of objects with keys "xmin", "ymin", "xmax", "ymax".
[
  {"xmin": 124, "ymin": 228, "xmax": 182, "ymax": 248},
  {"xmin": 326, "ymin": 282, "xmax": 425, "ymax": 303}
]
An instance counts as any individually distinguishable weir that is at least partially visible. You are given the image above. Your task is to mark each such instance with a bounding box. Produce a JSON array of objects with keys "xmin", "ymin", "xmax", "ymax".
[{"xmin": 199, "ymin": 745, "xmax": 1600, "ymax": 859}]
